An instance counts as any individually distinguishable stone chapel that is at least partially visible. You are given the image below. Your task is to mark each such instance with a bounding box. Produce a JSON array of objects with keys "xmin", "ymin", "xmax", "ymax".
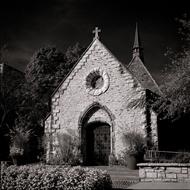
[{"xmin": 44, "ymin": 25, "xmax": 163, "ymax": 165}]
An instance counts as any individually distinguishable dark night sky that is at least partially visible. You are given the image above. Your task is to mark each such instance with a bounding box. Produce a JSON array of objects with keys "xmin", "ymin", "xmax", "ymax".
[{"xmin": 0, "ymin": 0, "xmax": 189, "ymax": 83}]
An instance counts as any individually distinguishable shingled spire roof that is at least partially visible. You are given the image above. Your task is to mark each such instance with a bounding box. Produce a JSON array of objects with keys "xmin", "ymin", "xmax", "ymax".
[
  {"xmin": 128, "ymin": 24, "xmax": 162, "ymax": 95},
  {"xmin": 132, "ymin": 23, "xmax": 144, "ymax": 61},
  {"xmin": 133, "ymin": 23, "xmax": 141, "ymax": 48}
]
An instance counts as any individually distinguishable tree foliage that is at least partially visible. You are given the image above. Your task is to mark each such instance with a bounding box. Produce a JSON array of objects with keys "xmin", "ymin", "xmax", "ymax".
[
  {"xmin": 160, "ymin": 14, "xmax": 190, "ymax": 119},
  {"xmin": 25, "ymin": 43, "xmax": 84, "ymax": 101},
  {"xmin": 23, "ymin": 43, "xmax": 84, "ymax": 119},
  {"xmin": 16, "ymin": 43, "xmax": 84, "ymax": 161},
  {"xmin": 0, "ymin": 66, "xmax": 24, "ymax": 129},
  {"xmin": 25, "ymin": 46, "xmax": 64, "ymax": 100},
  {"xmin": 0, "ymin": 46, "xmax": 25, "ymax": 160},
  {"xmin": 126, "ymin": 14, "xmax": 190, "ymax": 122},
  {"xmin": 0, "ymin": 42, "xmax": 84, "ymax": 161}
]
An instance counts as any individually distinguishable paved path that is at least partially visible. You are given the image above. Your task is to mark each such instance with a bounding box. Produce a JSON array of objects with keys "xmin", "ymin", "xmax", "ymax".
[
  {"xmin": 127, "ymin": 182, "xmax": 190, "ymax": 189},
  {"xmin": 87, "ymin": 166, "xmax": 190, "ymax": 190}
]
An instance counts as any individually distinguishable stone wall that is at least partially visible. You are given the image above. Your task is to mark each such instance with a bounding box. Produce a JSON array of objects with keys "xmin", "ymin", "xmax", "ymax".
[{"xmin": 138, "ymin": 163, "xmax": 190, "ymax": 182}]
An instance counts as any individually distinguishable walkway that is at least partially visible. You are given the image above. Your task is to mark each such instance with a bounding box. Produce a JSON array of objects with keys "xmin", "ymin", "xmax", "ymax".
[
  {"xmin": 127, "ymin": 182, "xmax": 190, "ymax": 189},
  {"xmin": 87, "ymin": 166, "xmax": 190, "ymax": 189}
]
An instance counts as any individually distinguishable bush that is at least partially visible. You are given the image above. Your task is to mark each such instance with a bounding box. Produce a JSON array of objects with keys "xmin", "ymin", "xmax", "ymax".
[
  {"xmin": 1, "ymin": 165, "xmax": 112, "ymax": 190},
  {"xmin": 123, "ymin": 132, "xmax": 146, "ymax": 157},
  {"xmin": 48, "ymin": 131, "xmax": 82, "ymax": 166},
  {"xmin": 9, "ymin": 125, "xmax": 33, "ymax": 165},
  {"xmin": 120, "ymin": 131, "xmax": 147, "ymax": 166}
]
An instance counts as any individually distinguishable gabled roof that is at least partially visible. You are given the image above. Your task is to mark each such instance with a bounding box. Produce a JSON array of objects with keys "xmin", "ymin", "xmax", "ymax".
[
  {"xmin": 47, "ymin": 37, "xmax": 145, "ymax": 121},
  {"xmin": 128, "ymin": 56, "xmax": 162, "ymax": 96},
  {"xmin": 51, "ymin": 39, "xmax": 95, "ymax": 98},
  {"xmin": 51, "ymin": 26, "xmax": 162, "ymax": 99},
  {"xmin": 128, "ymin": 23, "xmax": 162, "ymax": 96},
  {"xmin": 51, "ymin": 38, "xmax": 125, "ymax": 98}
]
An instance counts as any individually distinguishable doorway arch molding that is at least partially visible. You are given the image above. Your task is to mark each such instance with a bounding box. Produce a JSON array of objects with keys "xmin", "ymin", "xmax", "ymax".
[
  {"xmin": 78, "ymin": 102, "xmax": 116, "ymax": 164},
  {"xmin": 78, "ymin": 102, "xmax": 115, "ymax": 130}
]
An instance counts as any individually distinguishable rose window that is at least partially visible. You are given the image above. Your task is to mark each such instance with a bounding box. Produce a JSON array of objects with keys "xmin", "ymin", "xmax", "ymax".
[{"xmin": 85, "ymin": 68, "xmax": 109, "ymax": 96}]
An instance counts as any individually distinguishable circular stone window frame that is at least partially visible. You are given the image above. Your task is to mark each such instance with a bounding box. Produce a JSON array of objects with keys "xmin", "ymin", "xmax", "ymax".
[{"xmin": 85, "ymin": 68, "xmax": 110, "ymax": 96}]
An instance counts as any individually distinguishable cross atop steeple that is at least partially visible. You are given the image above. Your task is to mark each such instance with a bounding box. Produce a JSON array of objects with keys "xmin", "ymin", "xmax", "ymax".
[
  {"xmin": 93, "ymin": 27, "xmax": 101, "ymax": 40},
  {"xmin": 132, "ymin": 23, "xmax": 144, "ymax": 61}
]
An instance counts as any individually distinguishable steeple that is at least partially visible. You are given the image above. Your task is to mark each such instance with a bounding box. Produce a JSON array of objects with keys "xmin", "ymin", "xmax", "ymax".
[{"xmin": 132, "ymin": 23, "xmax": 144, "ymax": 61}]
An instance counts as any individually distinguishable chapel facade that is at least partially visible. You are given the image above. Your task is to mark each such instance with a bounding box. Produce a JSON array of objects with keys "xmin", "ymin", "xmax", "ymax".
[{"xmin": 44, "ymin": 25, "xmax": 162, "ymax": 165}]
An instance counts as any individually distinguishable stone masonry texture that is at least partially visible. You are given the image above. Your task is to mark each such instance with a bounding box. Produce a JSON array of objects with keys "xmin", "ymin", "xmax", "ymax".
[
  {"xmin": 45, "ymin": 39, "xmax": 158, "ymax": 163},
  {"xmin": 138, "ymin": 163, "xmax": 190, "ymax": 182}
]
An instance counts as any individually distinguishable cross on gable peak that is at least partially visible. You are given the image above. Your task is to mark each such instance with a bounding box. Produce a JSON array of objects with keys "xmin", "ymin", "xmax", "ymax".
[{"xmin": 92, "ymin": 27, "xmax": 101, "ymax": 40}]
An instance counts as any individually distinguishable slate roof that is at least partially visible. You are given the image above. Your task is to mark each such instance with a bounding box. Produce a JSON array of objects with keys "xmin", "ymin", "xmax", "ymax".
[
  {"xmin": 128, "ymin": 56, "xmax": 162, "ymax": 96},
  {"xmin": 128, "ymin": 23, "xmax": 162, "ymax": 96}
]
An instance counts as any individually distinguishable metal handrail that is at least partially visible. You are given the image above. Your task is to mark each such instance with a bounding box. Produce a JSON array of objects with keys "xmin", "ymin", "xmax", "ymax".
[{"xmin": 144, "ymin": 150, "xmax": 190, "ymax": 161}]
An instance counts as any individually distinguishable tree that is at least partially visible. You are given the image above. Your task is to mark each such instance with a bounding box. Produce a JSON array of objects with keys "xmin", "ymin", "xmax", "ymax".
[
  {"xmin": 0, "ymin": 46, "xmax": 25, "ymax": 160},
  {"xmin": 24, "ymin": 43, "xmax": 84, "ymax": 119},
  {"xmin": 25, "ymin": 43, "xmax": 84, "ymax": 101},
  {"xmin": 18, "ymin": 43, "xmax": 84, "ymax": 162},
  {"xmin": 160, "ymin": 14, "xmax": 190, "ymax": 120},
  {"xmin": 25, "ymin": 46, "xmax": 65, "ymax": 100},
  {"xmin": 128, "ymin": 14, "xmax": 190, "ymax": 123}
]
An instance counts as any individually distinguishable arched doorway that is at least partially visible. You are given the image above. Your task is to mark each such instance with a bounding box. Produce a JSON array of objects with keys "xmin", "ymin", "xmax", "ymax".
[{"xmin": 84, "ymin": 121, "xmax": 111, "ymax": 165}]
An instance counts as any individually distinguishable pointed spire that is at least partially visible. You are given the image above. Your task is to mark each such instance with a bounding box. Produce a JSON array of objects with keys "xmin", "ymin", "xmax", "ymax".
[
  {"xmin": 132, "ymin": 23, "xmax": 144, "ymax": 61},
  {"xmin": 133, "ymin": 23, "xmax": 141, "ymax": 49}
]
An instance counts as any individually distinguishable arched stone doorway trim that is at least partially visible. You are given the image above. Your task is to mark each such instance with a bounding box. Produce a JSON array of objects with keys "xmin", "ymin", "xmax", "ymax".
[
  {"xmin": 78, "ymin": 102, "xmax": 115, "ymax": 165},
  {"xmin": 78, "ymin": 102, "xmax": 115, "ymax": 127}
]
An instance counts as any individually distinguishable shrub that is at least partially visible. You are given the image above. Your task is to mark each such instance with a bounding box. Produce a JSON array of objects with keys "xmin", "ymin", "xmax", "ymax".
[
  {"xmin": 9, "ymin": 125, "xmax": 33, "ymax": 165},
  {"xmin": 121, "ymin": 131, "xmax": 147, "ymax": 164},
  {"xmin": 1, "ymin": 165, "xmax": 112, "ymax": 190},
  {"xmin": 49, "ymin": 131, "xmax": 82, "ymax": 166},
  {"xmin": 123, "ymin": 132, "xmax": 146, "ymax": 157}
]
